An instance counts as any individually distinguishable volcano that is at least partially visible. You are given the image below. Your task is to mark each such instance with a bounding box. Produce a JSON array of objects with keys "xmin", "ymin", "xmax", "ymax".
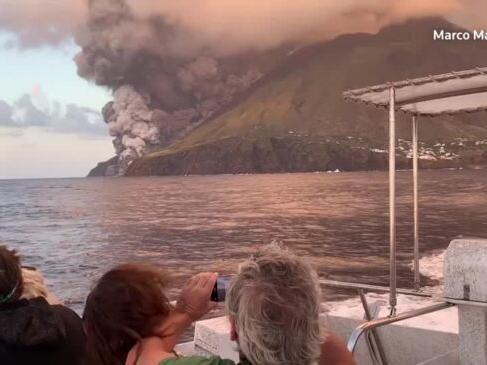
[{"xmin": 88, "ymin": 17, "xmax": 487, "ymax": 177}]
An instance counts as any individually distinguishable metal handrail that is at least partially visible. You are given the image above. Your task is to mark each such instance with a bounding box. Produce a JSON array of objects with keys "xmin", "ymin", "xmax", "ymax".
[
  {"xmin": 320, "ymin": 279, "xmax": 452, "ymax": 364},
  {"xmin": 358, "ymin": 289, "xmax": 387, "ymax": 365},
  {"xmin": 319, "ymin": 279, "xmax": 435, "ymax": 298},
  {"xmin": 444, "ymin": 297, "xmax": 487, "ymax": 308},
  {"xmin": 346, "ymin": 302, "xmax": 453, "ymax": 353}
]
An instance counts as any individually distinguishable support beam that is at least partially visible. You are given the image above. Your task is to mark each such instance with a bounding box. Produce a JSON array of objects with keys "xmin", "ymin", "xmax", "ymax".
[
  {"xmin": 412, "ymin": 115, "xmax": 420, "ymax": 290},
  {"xmin": 389, "ymin": 87, "xmax": 397, "ymax": 313}
]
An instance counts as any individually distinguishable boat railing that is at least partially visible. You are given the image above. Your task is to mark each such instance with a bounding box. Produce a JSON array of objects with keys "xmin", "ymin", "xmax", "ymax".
[
  {"xmin": 320, "ymin": 279, "xmax": 435, "ymax": 298},
  {"xmin": 347, "ymin": 302, "xmax": 453, "ymax": 363},
  {"xmin": 320, "ymin": 279, "xmax": 453, "ymax": 365}
]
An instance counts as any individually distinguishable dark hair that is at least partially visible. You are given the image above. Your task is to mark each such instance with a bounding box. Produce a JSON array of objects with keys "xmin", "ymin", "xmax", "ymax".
[
  {"xmin": 0, "ymin": 245, "xmax": 23, "ymax": 304},
  {"xmin": 83, "ymin": 264, "xmax": 172, "ymax": 365}
]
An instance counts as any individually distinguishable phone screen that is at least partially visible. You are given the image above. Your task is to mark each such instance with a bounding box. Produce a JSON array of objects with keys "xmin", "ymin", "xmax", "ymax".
[{"xmin": 211, "ymin": 276, "xmax": 232, "ymax": 302}]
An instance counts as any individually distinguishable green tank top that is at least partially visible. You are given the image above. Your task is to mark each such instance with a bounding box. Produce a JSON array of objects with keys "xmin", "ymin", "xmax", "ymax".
[{"xmin": 159, "ymin": 356, "xmax": 237, "ymax": 365}]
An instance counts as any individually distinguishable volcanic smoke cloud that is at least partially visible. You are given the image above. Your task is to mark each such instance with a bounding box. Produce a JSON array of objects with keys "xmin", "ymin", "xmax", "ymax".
[
  {"xmin": 75, "ymin": 0, "xmax": 269, "ymax": 173},
  {"xmin": 72, "ymin": 0, "xmax": 465, "ymax": 174},
  {"xmin": 0, "ymin": 0, "xmax": 86, "ymax": 47}
]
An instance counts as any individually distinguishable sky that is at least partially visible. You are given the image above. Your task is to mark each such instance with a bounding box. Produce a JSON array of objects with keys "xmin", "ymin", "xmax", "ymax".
[{"xmin": 0, "ymin": 33, "xmax": 113, "ymax": 179}]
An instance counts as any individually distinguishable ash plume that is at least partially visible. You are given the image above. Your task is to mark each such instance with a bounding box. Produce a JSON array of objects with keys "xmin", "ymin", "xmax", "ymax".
[
  {"xmin": 135, "ymin": 0, "xmax": 460, "ymax": 56},
  {"xmin": 0, "ymin": 0, "xmax": 86, "ymax": 47},
  {"xmin": 74, "ymin": 0, "xmax": 268, "ymax": 173},
  {"xmin": 449, "ymin": 0, "xmax": 487, "ymax": 30},
  {"xmin": 2, "ymin": 1, "xmax": 480, "ymax": 50},
  {"xmin": 103, "ymin": 86, "xmax": 159, "ymax": 171}
]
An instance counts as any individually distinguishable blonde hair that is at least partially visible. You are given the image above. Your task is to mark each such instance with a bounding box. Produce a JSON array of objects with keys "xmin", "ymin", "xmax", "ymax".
[
  {"xmin": 226, "ymin": 244, "xmax": 324, "ymax": 365},
  {"xmin": 21, "ymin": 268, "xmax": 60, "ymax": 304}
]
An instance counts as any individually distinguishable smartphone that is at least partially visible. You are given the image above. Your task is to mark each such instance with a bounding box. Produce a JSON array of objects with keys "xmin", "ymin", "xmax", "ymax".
[{"xmin": 211, "ymin": 276, "xmax": 232, "ymax": 302}]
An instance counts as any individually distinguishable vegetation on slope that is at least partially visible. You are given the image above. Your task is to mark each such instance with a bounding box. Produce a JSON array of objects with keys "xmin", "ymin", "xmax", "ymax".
[{"xmin": 124, "ymin": 17, "xmax": 487, "ymax": 176}]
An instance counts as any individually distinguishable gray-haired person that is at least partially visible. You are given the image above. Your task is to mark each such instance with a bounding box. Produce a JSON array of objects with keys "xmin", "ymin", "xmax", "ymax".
[{"xmin": 126, "ymin": 244, "xmax": 355, "ymax": 365}]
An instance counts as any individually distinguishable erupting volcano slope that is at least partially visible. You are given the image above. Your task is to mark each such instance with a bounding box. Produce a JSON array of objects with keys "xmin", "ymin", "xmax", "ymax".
[{"xmin": 102, "ymin": 18, "xmax": 487, "ymax": 176}]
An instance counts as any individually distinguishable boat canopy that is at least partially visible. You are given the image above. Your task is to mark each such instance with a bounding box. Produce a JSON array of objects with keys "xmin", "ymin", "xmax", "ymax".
[
  {"xmin": 335, "ymin": 66, "xmax": 487, "ymax": 362},
  {"xmin": 343, "ymin": 67, "xmax": 487, "ymax": 116},
  {"xmin": 341, "ymin": 66, "xmax": 487, "ymax": 316}
]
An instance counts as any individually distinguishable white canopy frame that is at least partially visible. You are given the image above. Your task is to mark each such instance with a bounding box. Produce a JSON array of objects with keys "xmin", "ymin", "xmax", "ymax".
[{"xmin": 343, "ymin": 67, "xmax": 487, "ymax": 314}]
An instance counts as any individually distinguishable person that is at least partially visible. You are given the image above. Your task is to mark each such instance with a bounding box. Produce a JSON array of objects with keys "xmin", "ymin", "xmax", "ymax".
[
  {"xmin": 123, "ymin": 270, "xmax": 219, "ymax": 365},
  {"xmin": 21, "ymin": 266, "xmax": 60, "ymax": 304},
  {"xmin": 0, "ymin": 245, "xmax": 86, "ymax": 365},
  {"xmin": 127, "ymin": 244, "xmax": 356, "ymax": 365},
  {"xmin": 83, "ymin": 263, "xmax": 172, "ymax": 365},
  {"xmin": 84, "ymin": 263, "xmax": 216, "ymax": 365}
]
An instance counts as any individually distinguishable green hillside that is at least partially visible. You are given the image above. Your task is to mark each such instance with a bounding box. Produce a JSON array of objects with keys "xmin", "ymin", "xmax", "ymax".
[{"xmin": 125, "ymin": 17, "xmax": 487, "ymax": 176}]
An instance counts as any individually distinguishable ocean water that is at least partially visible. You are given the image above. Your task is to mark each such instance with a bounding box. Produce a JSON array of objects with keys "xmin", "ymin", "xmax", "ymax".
[{"xmin": 1, "ymin": 170, "xmax": 487, "ymax": 313}]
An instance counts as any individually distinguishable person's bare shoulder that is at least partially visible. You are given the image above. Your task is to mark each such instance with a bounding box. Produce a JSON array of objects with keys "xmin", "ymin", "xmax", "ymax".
[
  {"xmin": 125, "ymin": 338, "xmax": 175, "ymax": 365},
  {"xmin": 320, "ymin": 332, "xmax": 356, "ymax": 365}
]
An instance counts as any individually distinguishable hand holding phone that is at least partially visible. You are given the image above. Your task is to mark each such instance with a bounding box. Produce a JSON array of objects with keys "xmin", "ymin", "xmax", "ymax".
[
  {"xmin": 211, "ymin": 276, "xmax": 232, "ymax": 302},
  {"xmin": 176, "ymin": 272, "xmax": 218, "ymax": 320}
]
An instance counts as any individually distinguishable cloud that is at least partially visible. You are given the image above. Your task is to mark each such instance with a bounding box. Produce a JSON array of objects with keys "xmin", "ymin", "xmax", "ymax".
[
  {"xmin": 12, "ymin": 94, "xmax": 50, "ymax": 126},
  {"xmin": 0, "ymin": 99, "xmax": 14, "ymax": 125},
  {"xmin": 449, "ymin": 0, "xmax": 487, "ymax": 29},
  {"xmin": 0, "ymin": 95, "xmax": 107, "ymax": 138},
  {"xmin": 0, "ymin": 0, "xmax": 483, "ymax": 51},
  {"xmin": 51, "ymin": 103, "xmax": 107, "ymax": 136},
  {"xmin": 0, "ymin": 0, "xmax": 86, "ymax": 48},
  {"xmin": 134, "ymin": 0, "xmax": 459, "ymax": 56}
]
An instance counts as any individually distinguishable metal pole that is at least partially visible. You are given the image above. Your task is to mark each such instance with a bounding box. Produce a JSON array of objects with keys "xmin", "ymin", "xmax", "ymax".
[
  {"xmin": 389, "ymin": 87, "xmax": 397, "ymax": 314},
  {"xmin": 359, "ymin": 290, "xmax": 388, "ymax": 365},
  {"xmin": 412, "ymin": 115, "xmax": 420, "ymax": 290}
]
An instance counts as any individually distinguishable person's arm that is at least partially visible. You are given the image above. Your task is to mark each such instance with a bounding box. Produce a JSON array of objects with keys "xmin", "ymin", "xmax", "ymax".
[
  {"xmin": 153, "ymin": 272, "xmax": 218, "ymax": 352},
  {"xmin": 320, "ymin": 332, "xmax": 356, "ymax": 365},
  {"xmin": 126, "ymin": 272, "xmax": 217, "ymax": 365}
]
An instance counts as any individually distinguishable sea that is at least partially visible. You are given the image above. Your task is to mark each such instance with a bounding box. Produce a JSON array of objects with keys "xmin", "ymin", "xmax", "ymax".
[{"xmin": 1, "ymin": 170, "xmax": 487, "ymax": 314}]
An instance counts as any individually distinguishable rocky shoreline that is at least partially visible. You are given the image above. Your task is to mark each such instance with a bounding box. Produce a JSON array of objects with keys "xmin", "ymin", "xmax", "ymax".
[{"xmin": 88, "ymin": 136, "xmax": 487, "ymax": 177}]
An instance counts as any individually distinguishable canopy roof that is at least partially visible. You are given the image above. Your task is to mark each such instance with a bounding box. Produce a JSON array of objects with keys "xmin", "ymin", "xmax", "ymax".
[{"xmin": 343, "ymin": 67, "xmax": 487, "ymax": 116}]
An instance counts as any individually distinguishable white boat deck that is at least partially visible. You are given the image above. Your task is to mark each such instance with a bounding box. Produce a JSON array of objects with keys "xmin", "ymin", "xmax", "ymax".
[{"xmin": 175, "ymin": 293, "xmax": 459, "ymax": 365}]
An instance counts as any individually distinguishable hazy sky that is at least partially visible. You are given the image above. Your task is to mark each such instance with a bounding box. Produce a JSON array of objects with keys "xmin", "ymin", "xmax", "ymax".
[{"xmin": 0, "ymin": 33, "xmax": 112, "ymax": 179}]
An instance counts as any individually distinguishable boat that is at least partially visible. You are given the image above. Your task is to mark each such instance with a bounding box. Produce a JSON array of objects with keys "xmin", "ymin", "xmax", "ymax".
[{"xmin": 176, "ymin": 67, "xmax": 487, "ymax": 365}]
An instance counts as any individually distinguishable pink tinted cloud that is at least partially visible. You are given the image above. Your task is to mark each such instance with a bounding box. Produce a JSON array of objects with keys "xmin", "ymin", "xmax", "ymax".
[
  {"xmin": 0, "ymin": 0, "xmax": 86, "ymax": 47},
  {"xmin": 0, "ymin": 0, "xmax": 483, "ymax": 51},
  {"xmin": 31, "ymin": 84, "xmax": 42, "ymax": 98}
]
